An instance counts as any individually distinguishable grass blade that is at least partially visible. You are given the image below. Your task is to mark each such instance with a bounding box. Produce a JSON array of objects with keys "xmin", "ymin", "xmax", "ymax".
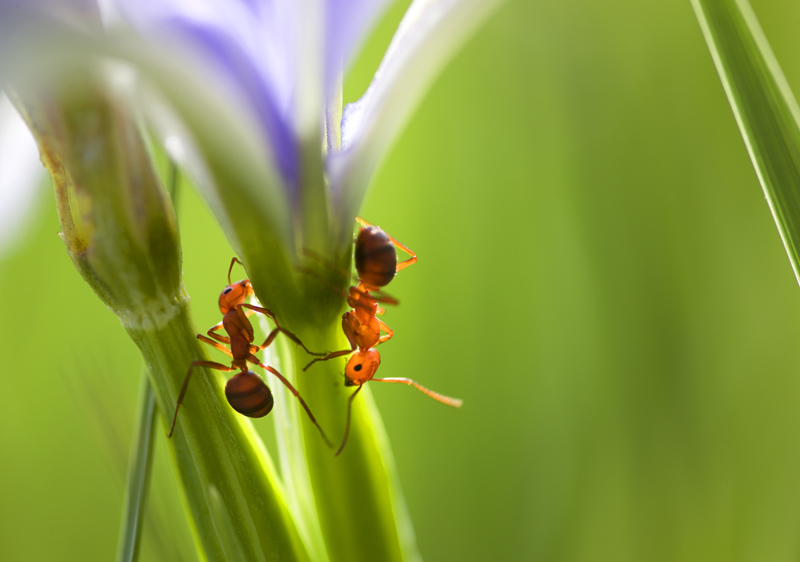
[
  {"xmin": 116, "ymin": 366, "xmax": 157, "ymax": 562},
  {"xmin": 692, "ymin": 0, "xmax": 800, "ymax": 284}
]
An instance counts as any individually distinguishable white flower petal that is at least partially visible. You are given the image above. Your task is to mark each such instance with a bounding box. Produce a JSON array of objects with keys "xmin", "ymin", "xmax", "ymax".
[
  {"xmin": 290, "ymin": 0, "xmax": 325, "ymax": 142},
  {"xmin": 328, "ymin": 0, "xmax": 505, "ymax": 241},
  {"xmin": 325, "ymin": 0, "xmax": 393, "ymax": 92},
  {"xmin": 0, "ymin": 93, "xmax": 45, "ymax": 258},
  {"xmin": 109, "ymin": 0, "xmax": 297, "ymax": 112}
]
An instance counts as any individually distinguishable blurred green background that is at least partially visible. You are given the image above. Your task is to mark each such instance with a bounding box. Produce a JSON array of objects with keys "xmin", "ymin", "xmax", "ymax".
[{"xmin": 3, "ymin": 0, "xmax": 800, "ymax": 560}]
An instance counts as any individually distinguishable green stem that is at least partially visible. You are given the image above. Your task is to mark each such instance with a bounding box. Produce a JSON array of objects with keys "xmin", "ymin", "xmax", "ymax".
[
  {"xmin": 115, "ymin": 158, "xmax": 181, "ymax": 562},
  {"xmin": 15, "ymin": 66, "xmax": 313, "ymax": 562},
  {"xmin": 284, "ymin": 321, "xmax": 421, "ymax": 562},
  {"xmin": 123, "ymin": 299, "xmax": 310, "ymax": 562}
]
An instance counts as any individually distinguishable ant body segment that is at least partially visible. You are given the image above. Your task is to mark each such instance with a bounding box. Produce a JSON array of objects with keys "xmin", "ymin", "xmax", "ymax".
[
  {"xmin": 169, "ymin": 258, "xmax": 332, "ymax": 448},
  {"xmin": 304, "ymin": 218, "xmax": 462, "ymax": 455},
  {"xmin": 353, "ymin": 217, "xmax": 417, "ymax": 291}
]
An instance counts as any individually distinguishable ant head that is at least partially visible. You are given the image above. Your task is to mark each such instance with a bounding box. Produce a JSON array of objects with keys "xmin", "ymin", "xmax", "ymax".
[
  {"xmin": 225, "ymin": 370, "xmax": 273, "ymax": 418},
  {"xmin": 219, "ymin": 280, "xmax": 253, "ymax": 314},
  {"xmin": 345, "ymin": 349, "xmax": 381, "ymax": 386}
]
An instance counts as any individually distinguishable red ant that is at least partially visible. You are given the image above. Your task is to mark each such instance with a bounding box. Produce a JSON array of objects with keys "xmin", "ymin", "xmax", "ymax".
[
  {"xmin": 169, "ymin": 258, "xmax": 332, "ymax": 448},
  {"xmin": 304, "ymin": 218, "xmax": 462, "ymax": 455}
]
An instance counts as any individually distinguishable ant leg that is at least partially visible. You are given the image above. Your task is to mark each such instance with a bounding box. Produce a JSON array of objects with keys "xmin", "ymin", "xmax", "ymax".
[
  {"xmin": 299, "ymin": 267, "xmax": 377, "ymax": 315},
  {"xmin": 304, "ymin": 311, "xmax": 360, "ymax": 370},
  {"xmin": 303, "ymin": 348, "xmax": 354, "ymax": 372},
  {"xmin": 376, "ymin": 318, "xmax": 394, "ymax": 345},
  {"xmin": 336, "ymin": 384, "xmax": 364, "ymax": 456},
  {"xmin": 240, "ymin": 303, "xmax": 276, "ymax": 322},
  {"xmin": 297, "ymin": 265, "xmax": 350, "ymax": 299},
  {"xmin": 355, "ymin": 217, "xmax": 417, "ymax": 272},
  {"xmin": 255, "ymin": 327, "xmax": 280, "ymax": 351},
  {"xmin": 302, "ymin": 248, "xmax": 351, "ymax": 282},
  {"xmin": 243, "ymin": 304, "xmax": 326, "ymax": 356},
  {"xmin": 280, "ymin": 329, "xmax": 329, "ymax": 357},
  {"xmin": 255, "ymin": 362, "xmax": 333, "ymax": 449},
  {"xmin": 197, "ymin": 334, "xmax": 234, "ymax": 358},
  {"xmin": 206, "ymin": 322, "xmax": 231, "ymax": 345},
  {"xmin": 394, "ymin": 247, "xmax": 417, "ymax": 272},
  {"xmin": 369, "ymin": 290, "xmax": 399, "ymax": 306},
  {"xmin": 169, "ymin": 360, "xmax": 235, "ymax": 437},
  {"xmin": 372, "ymin": 378, "xmax": 463, "ymax": 408},
  {"xmin": 227, "ymin": 257, "xmax": 247, "ymax": 285}
]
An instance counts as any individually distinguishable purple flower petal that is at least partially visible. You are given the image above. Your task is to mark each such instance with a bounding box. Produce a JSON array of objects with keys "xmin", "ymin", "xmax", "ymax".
[
  {"xmin": 164, "ymin": 19, "xmax": 299, "ymax": 189},
  {"xmin": 110, "ymin": 0, "xmax": 306, "ymax": 190},
  {"xmin": 111, "ymin": 0, "xmax": 396, "ymax": 185}
]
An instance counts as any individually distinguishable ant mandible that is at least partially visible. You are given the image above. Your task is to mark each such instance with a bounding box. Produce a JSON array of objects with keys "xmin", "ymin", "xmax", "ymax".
[
  {"xmin": 169, "ymin": 257, "xmax": 332, "ymax": 448},
  {"xmin": 304, "ymin": 218, "xmax": 462, "ymax": 455}
]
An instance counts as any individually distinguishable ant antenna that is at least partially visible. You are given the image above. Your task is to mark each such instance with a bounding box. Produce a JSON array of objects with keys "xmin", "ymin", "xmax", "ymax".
[
  {"xmin": 228, "ymin": 257, "xmax": 246, "ymax": 285},
  {"xmin": 260, "ymin": 363, "xmax": 333, "ymax": 449},
  {"xmin": 373, "ymin": 378, "xmax": 464, "ymax": 407}
]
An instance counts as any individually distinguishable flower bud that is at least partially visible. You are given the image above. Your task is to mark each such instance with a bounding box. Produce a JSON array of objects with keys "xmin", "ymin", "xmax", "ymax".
[{"xmin": 14, "ymin": 74, "xmax": 183, "ymax": 326}]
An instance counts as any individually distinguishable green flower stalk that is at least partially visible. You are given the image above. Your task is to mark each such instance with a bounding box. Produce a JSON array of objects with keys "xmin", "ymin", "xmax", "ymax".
[{"xmin": 10, "ymin": 73, "xmax": 308, "ymax": 561}]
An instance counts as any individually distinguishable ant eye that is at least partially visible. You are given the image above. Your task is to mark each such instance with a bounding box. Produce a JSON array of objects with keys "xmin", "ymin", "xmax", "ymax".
[
  {"xmin": 354, "ymin": 363, "xmax": 363, "ymax": 372},
  {"xmin": 223, "ymin": 287, "xmax": 232, "ymax": 294}
]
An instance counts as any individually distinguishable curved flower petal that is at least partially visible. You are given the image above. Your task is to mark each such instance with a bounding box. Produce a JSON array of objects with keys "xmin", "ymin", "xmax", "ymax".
[
  {"xmin": 323, "ymin": 0, "xmax": 392, "ymax": 154},
  {"xmin": 328, "ymin": 0, "xmax": 505, "ymax": 244},
  {"xmin": 0, "ymin": 93, "xmax": 46, "ymax": 259},
  {"xmin": 109, "ymin": 0, "xmax": 311, "ymax": 190}
]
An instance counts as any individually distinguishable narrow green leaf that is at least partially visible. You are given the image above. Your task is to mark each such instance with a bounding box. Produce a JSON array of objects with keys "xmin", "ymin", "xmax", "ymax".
[
  {"xmin": 692, "ymin": 0, "xmax": 800, "ymax": 284},
  {"xmin": 116, "ymin": 366, "xmax": 157, "ymax": 562}
]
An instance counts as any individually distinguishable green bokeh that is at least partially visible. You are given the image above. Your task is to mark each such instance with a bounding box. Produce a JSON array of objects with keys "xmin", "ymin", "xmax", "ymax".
[{"xmin": 3, "ymin": 0, "xmax": 800, "ymax": 560}]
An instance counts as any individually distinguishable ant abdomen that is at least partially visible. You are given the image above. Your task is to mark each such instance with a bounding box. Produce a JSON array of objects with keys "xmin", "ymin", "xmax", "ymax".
[
  {"xmin": 225, "ymin": 371, "xmax": 274, "ymax": 418},
  {"xmin": 355, "ymin": 226, "xmax": 397, "ymax": 290}
]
